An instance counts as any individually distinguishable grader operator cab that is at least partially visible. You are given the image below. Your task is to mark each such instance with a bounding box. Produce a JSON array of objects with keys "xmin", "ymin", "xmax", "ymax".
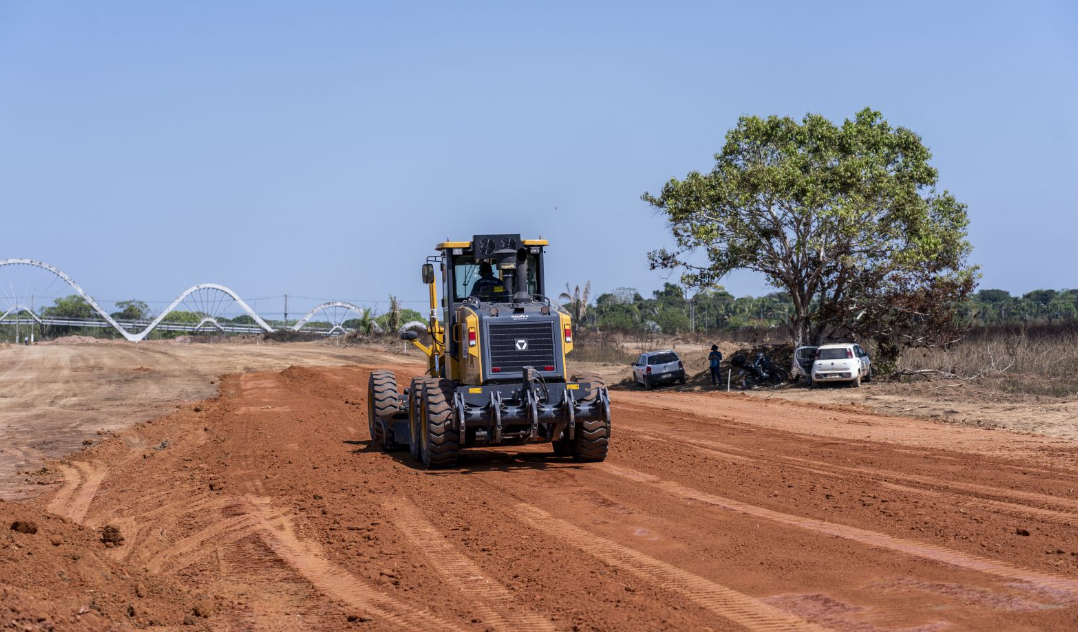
[{"xmin": 367, "ymin": 234, "xmax": 611, "ymax": 468}]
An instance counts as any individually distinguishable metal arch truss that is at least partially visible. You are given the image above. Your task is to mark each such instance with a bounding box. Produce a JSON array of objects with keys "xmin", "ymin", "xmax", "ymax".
[
  {"xmin": 0, "ymin": 259, "xmax": 292, "ymax": 342},
  {"xmin": 292, "ymin": 301, "xmax": 383, "ymax": 334},
  {"xmin": 0, "ymin": 305, "xmax": 45, "ymax": 326}
]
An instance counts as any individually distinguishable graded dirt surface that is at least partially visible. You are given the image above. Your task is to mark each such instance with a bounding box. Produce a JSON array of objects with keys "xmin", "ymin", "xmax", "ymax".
[
  {"xmin": 0, "ymin": 341, "xmax": 405, "ymax": 499},
  {"xmin": 4, "ymin": 348, "xmax": 1077, "ymax": 631}
]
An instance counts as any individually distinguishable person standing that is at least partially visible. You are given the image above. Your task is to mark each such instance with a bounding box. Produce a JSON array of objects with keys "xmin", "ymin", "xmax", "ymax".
[{"xmin": 708, "ymin": 345, "xmax": 723, "ymax": 386}]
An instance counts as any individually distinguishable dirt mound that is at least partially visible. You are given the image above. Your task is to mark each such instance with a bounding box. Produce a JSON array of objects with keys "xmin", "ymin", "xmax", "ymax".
[
  {"xmin": 0, "ymin": 501, "xmax": 198, "ymax": 628},
  {"xmin": 279, "ymin": 364, "xmax": 321, "ymax": 384},
  {"xmin": 39, "ymin": 336, "xmax": 116, "ymax": 346}
]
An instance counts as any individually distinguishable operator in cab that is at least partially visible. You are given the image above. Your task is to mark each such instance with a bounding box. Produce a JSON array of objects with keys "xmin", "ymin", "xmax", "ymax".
[{"xmin": 469, "ymin": 261, "xmax": 501, "ymax": 299}]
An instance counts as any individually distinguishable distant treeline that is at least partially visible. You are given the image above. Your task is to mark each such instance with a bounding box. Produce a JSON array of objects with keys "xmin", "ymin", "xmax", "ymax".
[
  {"xmin": 581, "ymin": 285, "xmax": 1078, "ymax": 334},
  {"xmin": 7, "ymin": 288, "xmax": 1074, "ymax": 342},
  {"xmin": 0, "ymin": 294, "xmax": 425, "ymax": 341}
]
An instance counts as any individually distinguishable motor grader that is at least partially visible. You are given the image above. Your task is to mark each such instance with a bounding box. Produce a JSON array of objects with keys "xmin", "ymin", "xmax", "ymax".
[{"xmin": 367, "ymin": 234, "xmax": 611, "ymax": 468}]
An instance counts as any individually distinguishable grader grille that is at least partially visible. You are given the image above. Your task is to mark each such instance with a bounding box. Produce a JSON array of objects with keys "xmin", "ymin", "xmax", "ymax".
[{"xmin": 487, "ymin": 321, "xmax": 557, "ymax": 373}]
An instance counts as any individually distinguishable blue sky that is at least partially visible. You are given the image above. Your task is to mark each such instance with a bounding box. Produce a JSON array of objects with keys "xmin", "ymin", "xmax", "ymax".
[{"xmin": 1, "ymin": 1, "xmax": 1075, "ymax": 319}]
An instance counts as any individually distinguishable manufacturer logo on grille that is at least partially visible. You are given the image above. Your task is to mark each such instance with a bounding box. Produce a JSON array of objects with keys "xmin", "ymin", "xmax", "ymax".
[{"xmin": 515, "ymin": 339, "xmax": 528, "ymax": 351}]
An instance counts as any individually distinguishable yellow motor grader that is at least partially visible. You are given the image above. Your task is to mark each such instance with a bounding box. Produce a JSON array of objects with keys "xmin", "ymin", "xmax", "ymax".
[{"xmin": 367, "ymin": 234, "xmax": 610, "ymax": 468}]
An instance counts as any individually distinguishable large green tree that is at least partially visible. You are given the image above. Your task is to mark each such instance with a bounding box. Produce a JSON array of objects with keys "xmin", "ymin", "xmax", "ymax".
[
  {"xmin": 43, "ymin": 295, "xmax": 96, "ymax": 319},
  {"xmin": 110, "ymin": 299, "xmax": 150, "ymax": 321},
  {"xmin": 644, "ymin": 108, "xmax": 977, "ymax": 369}
]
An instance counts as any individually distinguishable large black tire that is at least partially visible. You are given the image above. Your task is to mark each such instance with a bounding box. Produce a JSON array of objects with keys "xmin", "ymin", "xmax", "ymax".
[
  {"xmin": 863, "ymin": 368, "xmax": 873, "ymax": 382},
  {"xmin": 852, "ymin": 373, "xmax": 861, "ymax": 388},
  {"xmin": 569, "ymin": 373, "xmax": 610, "ymax": 462},
  {"xmin": 771, "ymin": 368, "xmax": 788, "ymax": 385},
  {"xmin": 420, "ymin": 379, "xmax": 460, "ymax": 468},
  {"xmin": 407, "ymin": 377, "xmax": 432, "ymax": 462},
  {"xmin": 742, "ymin": 374, "xmax": 757, "ymax": 390},
  {"xmin": 368, "ymin": 370, "xmax": 399, "ymax": 448}
]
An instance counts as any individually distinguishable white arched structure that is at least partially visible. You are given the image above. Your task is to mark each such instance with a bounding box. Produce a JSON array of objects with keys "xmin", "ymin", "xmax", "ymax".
[
  {"xmin": 0, "ymin": 259, "xmax": 143, "ymax": 340},
  {"xmin": 138, "ymin": 283, "xmax": 275, "ymax": 341},
  {"xmin": 0, "ymin": 259, "xmax": 277, "ymax": 342},
  {"xmin": 292, "ymin": 301, "xmax": 383, "ymax": 334},
  {"xmin": 193, "ymin": 317, "xmax": 225, "ymax": 333},
  {"xmin": 0, "ymin": 305, "xmax": 45, "ymax": 325}
]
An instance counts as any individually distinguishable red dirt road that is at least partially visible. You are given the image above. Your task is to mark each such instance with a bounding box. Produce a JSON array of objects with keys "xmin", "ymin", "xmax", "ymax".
[{"xmin": 8, "ymin": 361, "xmax": 1078, "ymax": 631}]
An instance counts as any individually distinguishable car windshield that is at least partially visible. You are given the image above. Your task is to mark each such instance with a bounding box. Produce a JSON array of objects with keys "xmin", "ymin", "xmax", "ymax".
[
  {"xmin": 817, "ymin": 348, "xmax": 849, "ymax": 360},
  {"xmin": 647, "ymin": 352, "xmax": 678, "ymax": 365},
  {"xmin": 453, "ymin": 254, "xmax": 538, "ymax": 301}
]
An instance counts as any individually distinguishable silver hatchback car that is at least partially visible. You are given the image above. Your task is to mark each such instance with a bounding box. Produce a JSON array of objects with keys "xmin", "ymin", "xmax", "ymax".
[{"xmin": 631, "ymin": 351, "xmax": 686, "ymax": 390}]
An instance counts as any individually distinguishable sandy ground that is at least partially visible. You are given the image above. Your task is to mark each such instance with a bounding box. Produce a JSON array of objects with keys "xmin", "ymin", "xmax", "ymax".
[
  {"xmin": 0, "ymin": 341, "xmax": 411, "ymax": 499},
  {"xmin": 576, "ymin": 358, "xmax": 1078, "ymax": 443},
  {"xmin": 2, "ymin": 344, "xmax": 1078, "ymax": 630}
]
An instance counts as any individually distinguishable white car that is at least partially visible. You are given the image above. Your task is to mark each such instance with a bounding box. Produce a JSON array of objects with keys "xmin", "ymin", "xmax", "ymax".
[
  {"xmin": 631, "ymin": 350, "xmax": 686, "ymax": 390},
  {"xmin": 811, "ymin": 343, "xmax": 872, "ymax": 387}
]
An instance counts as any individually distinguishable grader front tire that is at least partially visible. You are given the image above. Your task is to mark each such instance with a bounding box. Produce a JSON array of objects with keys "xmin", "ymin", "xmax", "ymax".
[{"xmin": 420, "ymin": 379, "xmax": 460, "ymax": 469}]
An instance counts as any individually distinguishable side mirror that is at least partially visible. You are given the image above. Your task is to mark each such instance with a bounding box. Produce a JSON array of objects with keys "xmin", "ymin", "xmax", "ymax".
[
  {"xmin": 421, "ymin": 263, "xmax": 434, "ymax": 284},
  {"xmin": 400, "ymin": 331, "xmax": 418, "ymax": 341}
]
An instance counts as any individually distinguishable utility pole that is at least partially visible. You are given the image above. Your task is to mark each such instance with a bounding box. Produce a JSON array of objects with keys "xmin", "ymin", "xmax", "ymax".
[{"xmin": 283, "ymin": 294, "xmax": 288, "ymax": 327}]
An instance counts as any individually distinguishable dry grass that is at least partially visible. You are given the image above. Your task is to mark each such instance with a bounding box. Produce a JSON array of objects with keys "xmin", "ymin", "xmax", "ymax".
[
  {"xmin": 570, "ymin": 331, "xmax": 642, "ymax": 364},
  {"xmin": 898, "ymin": 324, "xmax": 1078, "ymax": 397}
]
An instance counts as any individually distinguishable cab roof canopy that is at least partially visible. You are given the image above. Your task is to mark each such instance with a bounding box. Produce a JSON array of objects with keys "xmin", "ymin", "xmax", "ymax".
[{"xmin": 436, "ymin": 234, "xmax": 548, "ymax": 251}]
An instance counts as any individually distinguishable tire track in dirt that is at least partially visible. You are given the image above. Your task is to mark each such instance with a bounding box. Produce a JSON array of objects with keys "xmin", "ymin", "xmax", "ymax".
[
  {"xmin": 603, "ymin": 464, "xmax": 1078, "ymax": 602},
  {"xmin": 68, "ymin": 461, "xmax": 107, "ymax": 524},
  {"xmin": 46, "ymin": 463, "xmax": 80, "ymax": 517},
  {"xmin": 627, "ymin": 415, "xmax": 1078, "ymax": 513},
  {"xmin": 243, "ymin": 495, "xmax": 469, "ymax": 632},
  {"xmin": 505, "ymin": 501, "xmax": 834, "ymax": 632},
  {"xmin": 145, "ymin": 509, "xmax": 286, "ymax": 573},
  {"xmin": 631, "ymin": 428, "xmax": 1078, "ymax": 526},
  {"xmin": 46, "ymin": 460, "xmax": 107, "ymax": 524},
  {"xmin": 387, "ymin": 498, "xmax": 557, "ymax": 632}
]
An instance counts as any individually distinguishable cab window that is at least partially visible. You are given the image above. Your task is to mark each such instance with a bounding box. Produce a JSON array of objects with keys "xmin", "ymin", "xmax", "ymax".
[{"xmin": 452, "ymin": 254, "xmax": 539, "ymax": 301}]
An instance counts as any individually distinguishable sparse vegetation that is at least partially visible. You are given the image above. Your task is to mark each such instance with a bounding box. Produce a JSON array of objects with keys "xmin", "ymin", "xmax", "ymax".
[{"xmin": 898, "ymin": 324, "xmax": 1078, "ymax": 397}]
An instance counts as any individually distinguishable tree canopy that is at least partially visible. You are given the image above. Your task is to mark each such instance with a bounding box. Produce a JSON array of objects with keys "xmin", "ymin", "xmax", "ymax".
[
  {"xmin": 110, "ymin": 299, "xmax": 150, "ymax": 321},
  {"xmin": 42, "ymin": 295, "xmax": 96, "ymax": 320},
  {"xmin": 643, "ymin": 108, "xmax": 978, "ymax": 369}
]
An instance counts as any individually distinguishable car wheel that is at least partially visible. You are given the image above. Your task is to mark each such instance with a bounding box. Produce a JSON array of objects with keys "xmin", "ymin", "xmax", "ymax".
[
  {"xmin": 852, "ymin": 373, "xmax": 861, "ymax": 388},
  {"xmin": 644, "ymin": 377, "xmax": 652, "ymax": 390},
  {"xmin": 864, "ymin": 369, "xmax": 872, "ymax": 382}
]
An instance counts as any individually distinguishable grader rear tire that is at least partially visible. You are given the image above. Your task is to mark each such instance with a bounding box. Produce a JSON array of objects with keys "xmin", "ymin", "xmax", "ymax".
[
  {"xmin": 368, "ymin": 370, "xmax": 399, "ymax": 448},
  {"xmin": 408, "ymin": 377, "xmax": 432, "ymax": 462},
  {"xmin": 420, "ymin": 379, "xmax": 460, "ymax": 469},
  {"xmin": 570, "ymin": 373, "xmax": 610, "ymax": 462}
]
